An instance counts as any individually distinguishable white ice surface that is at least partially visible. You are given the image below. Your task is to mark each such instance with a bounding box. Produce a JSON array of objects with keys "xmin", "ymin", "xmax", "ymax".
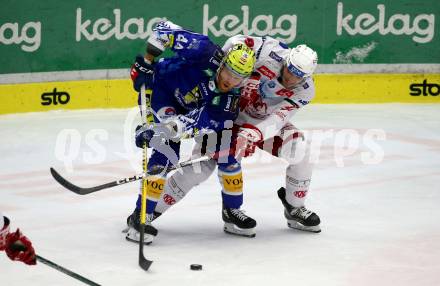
[{"xmin": 1, "ymin": 104, "xmax": 439, "ymax": 286}]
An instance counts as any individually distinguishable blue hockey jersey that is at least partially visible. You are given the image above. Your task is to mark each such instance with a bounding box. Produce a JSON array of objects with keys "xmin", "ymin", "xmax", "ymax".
[{"xmin": 147, "ymin": 21, "xmax": 240, "ymax": 137}]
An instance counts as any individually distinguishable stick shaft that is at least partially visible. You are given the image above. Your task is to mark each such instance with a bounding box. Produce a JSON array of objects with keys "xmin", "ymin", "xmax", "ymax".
[
  {"xmin": 138, "ymin": 84, "xmax": 153, "ymax": 270},
  {"xmin": 36, "ymin": 255, "xmax": 100, "ymax": 286}
]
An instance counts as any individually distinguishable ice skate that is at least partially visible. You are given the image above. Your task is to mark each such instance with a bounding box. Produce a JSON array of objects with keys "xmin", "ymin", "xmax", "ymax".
[
  {"xmin": 123, "ymin": 209, "xmax": 159, "ymax": 244},
  {"xmin": 277, "ymin": 187, "xmax": 321, "ymax": 233},
  {"xmin": 222, "ymin": 205, "xmax": 257, "ymax": 238}
]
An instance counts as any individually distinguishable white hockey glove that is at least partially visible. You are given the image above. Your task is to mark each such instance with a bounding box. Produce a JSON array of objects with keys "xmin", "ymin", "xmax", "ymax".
[{"xmin": 234, "ymin": 124, "xmax": 263, "ymax": 158}]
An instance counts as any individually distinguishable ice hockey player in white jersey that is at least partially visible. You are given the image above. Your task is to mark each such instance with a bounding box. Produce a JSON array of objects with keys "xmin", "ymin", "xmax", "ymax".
[
  {"xmin": 222, "ymin": 35, "xmax": 320, "ymax": 232},
  {"xmin": 0, "ymin": 212, "xmax": 36, "ymax": 265},
  {"xmin": 153, "ymin": 34, "xmax": 321, "ymax": 235}
]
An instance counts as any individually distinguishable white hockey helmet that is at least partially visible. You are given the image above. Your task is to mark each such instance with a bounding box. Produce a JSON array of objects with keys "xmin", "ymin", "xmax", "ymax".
[{"xmin": 286, "ymin": 44, "xmax": 318, "ymax": 78}]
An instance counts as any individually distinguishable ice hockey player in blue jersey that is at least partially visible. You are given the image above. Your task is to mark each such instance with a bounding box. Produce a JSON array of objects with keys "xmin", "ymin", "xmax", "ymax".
[{"xmin": 125, "ymin": 21, "xmax": 256, "ymax": 244}]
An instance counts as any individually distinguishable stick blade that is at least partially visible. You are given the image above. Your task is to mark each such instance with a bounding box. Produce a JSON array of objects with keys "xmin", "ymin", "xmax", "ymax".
[
  {"xmin": 50, "ymin": 167, "xmax": 116, "ymax": 195},
  {"xmin": 138, "ymin": 224, "xmax": 153, "ymax": 271},
  {"xmin": 139, "ymin": 255, "xmax": 153, "ymax": 271},
  {"xmin": 50, "ymin": 167, "xmax": 93, "ymax": 195}
]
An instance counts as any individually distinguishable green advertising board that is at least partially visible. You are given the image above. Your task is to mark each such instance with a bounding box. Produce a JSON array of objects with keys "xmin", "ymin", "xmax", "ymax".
[{"xmin": 0, "ymin": 0, "xmax": 439, "ymax": 74}]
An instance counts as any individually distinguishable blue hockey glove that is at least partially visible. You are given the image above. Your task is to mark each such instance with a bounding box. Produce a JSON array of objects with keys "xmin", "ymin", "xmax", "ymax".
[
  {"xmin": 135, "ymin": 123, "xmax": 178, "ymax": 148},
  {"xmin": 135, "ymin": 124, "xmax": 155, "ymax": 148}
]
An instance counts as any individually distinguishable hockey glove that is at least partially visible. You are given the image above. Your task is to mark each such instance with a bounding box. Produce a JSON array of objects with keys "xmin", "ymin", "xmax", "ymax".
[
  {"xmin": 1, "ymin": 218, "xmax": 36, "ymax": 265},
  {"xmin": 135, "ymin": 124, "xmax": 155, "ymax": 148},
  {"xmin": 0, "ymin": 216, "xmax": 9, "ymax": 251},
  {"xmin": 130, "ymin": 55, "xmax": 155, "ymax": 92},
  {"xmin": 234, "ymin": 124, "xmax": 263, "ymax": 158},
  {"xmin": 135, "ymin": 122, "xmax": 181, "ymax": 148}
]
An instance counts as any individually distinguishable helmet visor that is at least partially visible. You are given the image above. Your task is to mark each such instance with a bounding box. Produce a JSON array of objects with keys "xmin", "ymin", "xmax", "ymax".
[{"xmin": 224, "ymin": 62, "xmax": 250, "ymax": 79}]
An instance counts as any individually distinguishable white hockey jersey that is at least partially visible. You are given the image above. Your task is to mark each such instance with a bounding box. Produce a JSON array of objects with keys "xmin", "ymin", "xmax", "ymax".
[{"xmin": 222, "ymin": 35, "xmax": 315, "ymax": 139}]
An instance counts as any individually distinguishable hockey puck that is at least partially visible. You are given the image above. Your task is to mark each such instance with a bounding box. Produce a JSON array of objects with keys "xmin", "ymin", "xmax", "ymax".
[{"xmin": 190, "ymin": 264, "xmax": 202, "ymax": 271}]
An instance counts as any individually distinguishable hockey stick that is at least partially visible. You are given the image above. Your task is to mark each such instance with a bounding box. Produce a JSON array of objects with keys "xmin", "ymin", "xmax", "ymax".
[
  {"xmin": 36, "ymin": 255, "xmax": 101, "ymax": 286},
  {"xmin": 10, "ymin": 244, "xmax": 100, "ymax": 285},
  {"xmin": 49, "ymin": 155, "xmax": 210, "ymax": 195},
  {"xmin": 138, "ymin": 84, "xmax": 153, "ymax": 271}
]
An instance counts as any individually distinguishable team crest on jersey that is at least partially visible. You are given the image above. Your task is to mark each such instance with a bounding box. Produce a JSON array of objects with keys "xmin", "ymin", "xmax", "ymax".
[
  {"xmin": 182, "ymin": 86, "xmax": 200, "ymax": 104},
  {"xmin": 269, "ymin": 51, "xmax": 283, "ymax": 63},
  {"xmin": 275, "ymin": 89, "xmax": 294, "ymax": 97},
  {"xmin": 302, "ymin": 82, "xmax": 309, "ymax": 89},
  {"xmin": 257, "ymin": 65, "xmax": 276, "ymax": 79},
  {"xmin": 183, "ymin": 94, "xmax": 196, "ymax": 104}
]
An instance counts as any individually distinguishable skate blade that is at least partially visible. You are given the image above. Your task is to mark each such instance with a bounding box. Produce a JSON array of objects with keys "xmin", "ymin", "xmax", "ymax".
[
  {"xmin": 287, "ymin": 220, "xmax": 321, "ymax": 233},
  {"xmin": 125, "ymin": 228, "xmax": 154, "ymax": 245},
  {"xmin": 224, "ymin": 223, "xmax": 256, "ymax": 238},
  {"xmin": 123, "ymin": 224, "xmax": 158, "ymax": 236}
]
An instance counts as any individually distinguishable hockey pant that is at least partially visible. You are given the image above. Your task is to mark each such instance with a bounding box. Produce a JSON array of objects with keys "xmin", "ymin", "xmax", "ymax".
[{"xmin": 155, "ymin": 122, "xmax": 313, "ymax": 214}]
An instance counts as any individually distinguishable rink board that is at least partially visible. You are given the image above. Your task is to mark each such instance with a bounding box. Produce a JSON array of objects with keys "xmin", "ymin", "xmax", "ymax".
[
  {"xmin": 1, "ymin": 0, "xmax": 439, "ymax": 74},
  {"xmin": 0, "ymin": 73, "xmax": 439, "ymax": 114}
]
